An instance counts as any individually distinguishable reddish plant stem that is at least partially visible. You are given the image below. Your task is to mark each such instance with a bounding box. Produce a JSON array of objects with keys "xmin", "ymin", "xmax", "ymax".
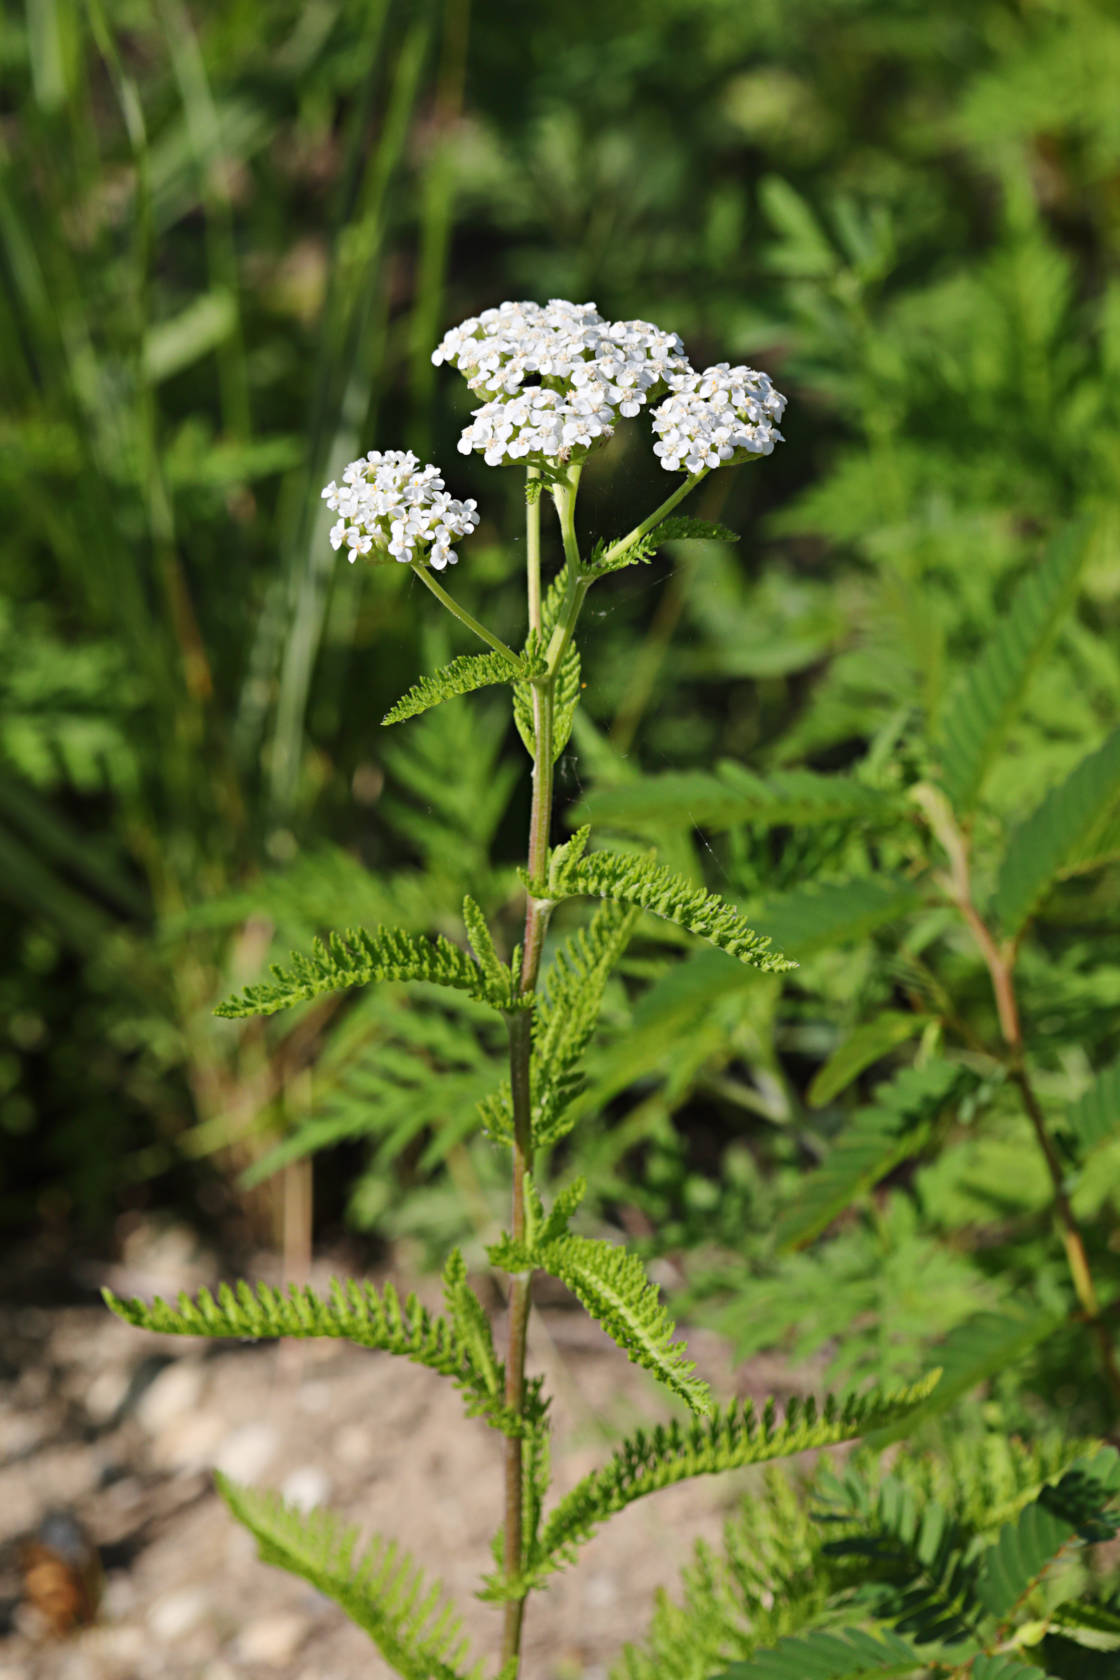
[{"xmin": 926, "ymin": 793, "xmax": 1120, "ymax": 1407}]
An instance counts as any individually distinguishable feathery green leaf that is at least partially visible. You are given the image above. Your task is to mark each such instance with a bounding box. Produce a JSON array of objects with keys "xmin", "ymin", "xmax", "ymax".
[
  {"xmin": 514, "ymin": 572, "xmax": 583, "ymax": 761},
  {"xmin": 476, "ymin": 899, "xmax": 638, "ymax": 1147},
  {"xmin": 819, "ymin": 1471, "xmax": 983, "ymax": 1648},
  {"xmin": 977, "ymin": 1483, "xmax": 1097, "ymax": 1622},
  {"xmin": 533, "ymin": 1374, "xmax": 940, "ymax": 1584},
  {"xmin": 578, "ymin": 766, "xmax": 902, "ymax": 835},
  {"xmin": 868, "ymin": 1309, "xmax": 1065, "ymax": 1446},
  {"xmin": 968, "ymin": 1658, "xmax": 1055, "ymax": 1680},
  {"xmin": 752, "ymin": 876, "xmax": 926, "ymax": 959},
  {"xmin": 489, "ymin": 1226, "xmax": 711, "ymax": 1416},
  {"xmin": 710, "ymin": 1626, "xmax": 927, "ymax": 1680},
  {"xmin": 533, "ymin": 898, "xmax": 638, "ymax": 1146},
  {"xmin": 548, "ymin": 835, "xmax": 793, "ymax": 973},
  {"xmin": 103, "ymin": 1277, "xmax": 543, "ymax": 1436},
  {"xmin": 213, "ymin": 924, "xmax": 529, "ymax": 1019},
  {"xmin": 780, "ymin": 1061, "xmax": 976, "ymax": 1249},
  {"xmin": 381, "ymin": 650, "xmax": 525, "ymax": 726},
  {"xmin": 936, "ymin": 524, "xmax": 1089, "ymax": 815},
  {"xmin": 808, "ymin": 1012, "xmax": 932, "ymax": 1108},
  {"xmin": 461, "ymin": 894, "xmax": 508, "ymax": 991},
  {"xmin": 992, "ymin": 726, "xmax": 1120, "ymax": 936},
  {"xmin": 441, "ymin": 1249, "xmax": 503, "ymax": 1405},
  {"xmin": 216, "ymin": 1478, "xmax": 484, "ymax": 1680},
  {"xmin": 522, "ymin": 1174, "xmax": 588, "ymax": 1248}
]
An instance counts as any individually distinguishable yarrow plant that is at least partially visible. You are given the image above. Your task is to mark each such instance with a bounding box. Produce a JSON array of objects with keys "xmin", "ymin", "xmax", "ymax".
[{"xmin": 106, "ymin": 301, "xmax": 935, "ymax": 1679}]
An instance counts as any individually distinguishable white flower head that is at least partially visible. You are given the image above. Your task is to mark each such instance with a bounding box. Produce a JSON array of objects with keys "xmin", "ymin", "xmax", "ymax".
[
  {"xmin": 651, "ymin": 363, "xmax": 787, "ymax": 474},
  {"xmin": 434, "ymin": 299, "xmax": 692, "ymax": 467},
  {"xmin": 320, "ymin": 449, "xmax": 479, "ymax": 570},
  {"xmin": 456, "ymin": 385, "xmax": 618, "ymax": 469}
]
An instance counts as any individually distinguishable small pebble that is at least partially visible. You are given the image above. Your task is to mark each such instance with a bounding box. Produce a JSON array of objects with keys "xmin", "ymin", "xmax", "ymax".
[
  {"xmin": 235, "ymin": 1611, "xmax": 310, "ymax": 1665},
  {"xmin": 100, "ymin": 1624, "xmax": 147, "ymax": 1661},
  {"xmin": 148, "ymin": 1585, "xmax": 209, "ymax": 1641},
  {"xmin": 152, "ymin": 1410, "xmax": 225, "ymax": 1471},
  {"xmin": 136, "ymin": 1362, "xmax": 206, "ymax": 1434},
  {"xmin": 214, "ymin": 1421, "xmax": 279, "ymax": 1483},
  {"xmin": 85, "ymin": 1366, "xmax": 131, "ymax": 1425}
]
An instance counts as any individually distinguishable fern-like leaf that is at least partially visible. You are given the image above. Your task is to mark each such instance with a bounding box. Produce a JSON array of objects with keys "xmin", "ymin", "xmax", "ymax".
[
  {"xmin": 1065, "ymin": 1060, "xmax": 1120, "ymax": 1161},
  {"xmin": 779, "ymin": 1061, "xmax": 976, "ymax": 1249},
  {"xmin": 461, "ymin": 894, "xmax": 509, "ymax": 993},
  {"xmin": 531, "ymin": 1374, "xmax": 940, "ymax": 1584},
  {"xmin": 868, "ymin": 1309, "xmax": 1065, "ymax": 1447},
  {"xmin": 547, "ymin": 832, "xmax": 793, "ymax": 972},
  {"xmin": 440, "ymin": 1249, "xmax": 504, "ymax": 1408},
  {"xmin": 103, "ymin": 1277, "xmax": 543, "ymax": 1436},
  {"xmin": 991, "ymin": 725, "xmax": 1120, "ymax": 936},
  {"xmin": 578, "ymin": 766, "xmax": 901, "ymax": 835},
  {"xmin": 807, "ymin": 1012, "xmax": 931, "ymax": 1108},
  {"xmin": 512, "ymin": 571, "xmax": 583, "ymax": 762},
  {"xmin": 936, "ymin": 523, "xmax": 1089, "ymax": 815},
  {"xmin": 710, "ymin": 1626, "xmax": 927, "ymax": 1679},
  {"xmin": 819, "ymin": 1471, "xmax": 983, "ymax": 1648},
  {"xmin": 213, "ymin": 925, "xmax": 529, "ymax": 1019},
  {"xmin": 382, "ymin": 650, "xmax": 525, "ymax": 726},
  {"xmin": 752, "ymin": 876, "xmax": 926, "ymax": 959},
  {"xmin": 216, "ymin": 1478, "xmax": 484, "ymax": 1680},
  {"xmin": 977, "ymin": 1453, "xmax": 1120, "ymax": 1624},
  {"xmin": 489, "ymin": 1226, "xmax": 711, "ymax": 1417},
  {"xmin": 1051, "ymin": 1596, "xmax": 1120, "ymax": 1636},
  {"xmin": 476, "ymin": 899, "xmax": 637, "ymax": 1147},
  {"xmin": 532, "ymin": 898, "xmax": 638, "ymax": 1146},
  {"xmin": 513, "ymin": 642, "xmax": 582, "ymax": 764},
  {"xmin": 968, "ymin": 1658, "xmax": 1054, "ymax": 1680}
]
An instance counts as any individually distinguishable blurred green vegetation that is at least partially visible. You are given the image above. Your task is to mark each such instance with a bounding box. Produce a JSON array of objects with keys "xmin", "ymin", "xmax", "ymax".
[{"xmin": 3, "ymin": 0, "xmax": 1119, "ymax": 1359}]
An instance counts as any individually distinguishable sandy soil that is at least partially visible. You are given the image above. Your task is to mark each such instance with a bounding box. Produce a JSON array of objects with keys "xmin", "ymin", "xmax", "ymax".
[{"xmin": 0, "ymin": 1232, "xmax": 806, "ymax": 1680}]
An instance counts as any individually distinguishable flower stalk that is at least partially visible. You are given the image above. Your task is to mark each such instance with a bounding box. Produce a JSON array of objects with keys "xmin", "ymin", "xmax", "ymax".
[{"xmin": 408, "ymin": 561, "xmax": 523, "ymax": 665}]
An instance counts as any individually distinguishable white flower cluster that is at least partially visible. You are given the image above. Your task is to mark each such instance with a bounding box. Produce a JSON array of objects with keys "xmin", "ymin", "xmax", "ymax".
[
  {"xmin": 651, "ymin": 363, "xmax": 787, "ymax": 474},
  {"xmin": 321, "ymin": 450, "xmax": 478, "ymax": 570},
  {"xmin": 457, "ymin": 386, "xmax": 617, "ymax": 466},
  {"xmin": 434, "ymin": 299, "xmax": 691, "ymax": 467}
]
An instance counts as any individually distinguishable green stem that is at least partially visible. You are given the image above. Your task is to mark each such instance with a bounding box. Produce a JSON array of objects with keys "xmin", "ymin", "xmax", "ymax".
[
  {"xmin": 596, "ymin": 468, "xmax": 708, "ymax": 570},
  {"xmin": 545, "ymin": 464, "xmax": 590, "ymax": 674},
  {"xmin": 500, "ymin": 474, "xmax": 572, "ymax": 1675},
  {"xmin": 408, "ymin": 561, "xmax": 523, "ymax": 665},
  {"xmin": 527, "ymin": 467, "xmax": 542, "ymax": 634}
]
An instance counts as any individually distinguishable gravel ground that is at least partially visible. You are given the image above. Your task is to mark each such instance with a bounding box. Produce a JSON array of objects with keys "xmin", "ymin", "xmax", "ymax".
[{"xmin": 0, "ymin": 1232, "xmax": 805, "ymax": 1680}]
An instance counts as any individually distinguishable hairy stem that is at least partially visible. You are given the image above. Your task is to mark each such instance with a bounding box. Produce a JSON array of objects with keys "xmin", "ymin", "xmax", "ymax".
[
  {"xmin": 408, "ymin": 560, "xmax": 523, "ymax": 664},
  {"xmin": 526, "ymin": 467, "xmax": 542, "ymax": 634}
]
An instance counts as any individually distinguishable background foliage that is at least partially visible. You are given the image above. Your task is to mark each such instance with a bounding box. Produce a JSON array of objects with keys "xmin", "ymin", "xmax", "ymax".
[{"xmin": 4, "ymin": 0, "xmax": 1120, "ymax": 1453}]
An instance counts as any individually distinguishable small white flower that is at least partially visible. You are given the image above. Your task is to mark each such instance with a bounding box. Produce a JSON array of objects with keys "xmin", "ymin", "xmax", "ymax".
[
  {"xmin": 434, "ymin": 299, "xmax": 692, "ymax": 465},
  {"xmin": 650, "ymin": 363, "xmax": 787, "ymax": 474},
  {"xmin": 321, "ymin": 450, "xmax": 479, "ymax": 569}
]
